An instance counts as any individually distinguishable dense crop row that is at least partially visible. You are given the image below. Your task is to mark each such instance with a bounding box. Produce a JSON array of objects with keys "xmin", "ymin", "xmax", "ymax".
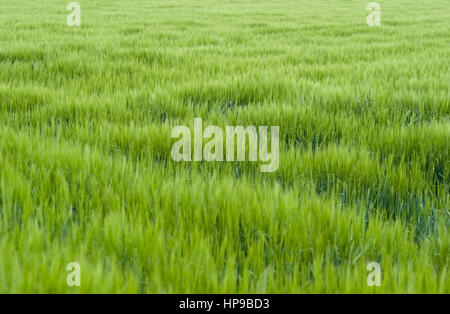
[{"xmin": 0, "ymin": 0, "xmax": 448, "ymax": 293}]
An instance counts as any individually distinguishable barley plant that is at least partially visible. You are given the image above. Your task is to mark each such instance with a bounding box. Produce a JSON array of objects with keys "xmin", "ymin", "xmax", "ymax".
[{"xmin": 0, "ymin": 0, "xmax": 448, "ymax": 293}]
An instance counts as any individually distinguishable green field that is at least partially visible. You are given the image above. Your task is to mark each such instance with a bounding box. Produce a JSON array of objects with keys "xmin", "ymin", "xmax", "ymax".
[{"xmin": 0, "ymin": 0, "xmax": 448, "ymax": 293}]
